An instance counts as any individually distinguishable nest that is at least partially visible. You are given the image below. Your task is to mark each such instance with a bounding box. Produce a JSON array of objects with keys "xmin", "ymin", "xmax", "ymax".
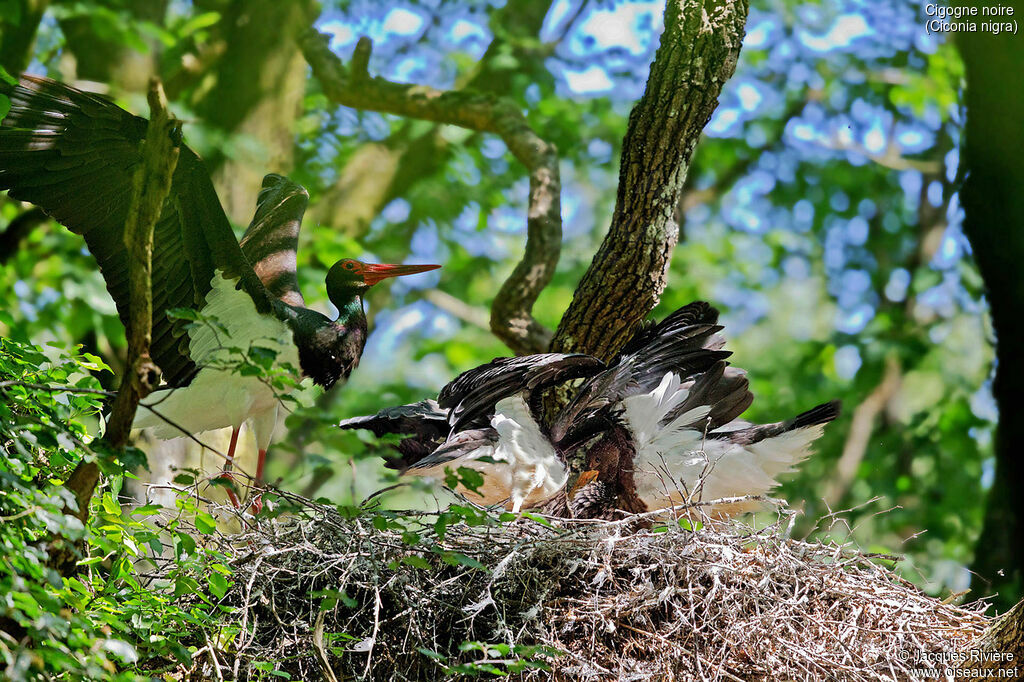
[{"xmin": 176, "ymin": 494, "xmax": 991, "ymax": 681}]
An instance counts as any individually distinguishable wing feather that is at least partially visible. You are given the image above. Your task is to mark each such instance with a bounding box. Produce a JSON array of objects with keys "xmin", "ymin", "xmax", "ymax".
[{"xmin": 1, "ymin": 75, "xmax": 271, "ymax": 387}]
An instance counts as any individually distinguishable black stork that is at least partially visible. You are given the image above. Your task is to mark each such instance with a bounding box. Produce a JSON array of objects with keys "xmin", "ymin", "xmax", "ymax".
[
  {"xmin": 340, "ymin": 353, "xmax": 609, "ymax": 511},
  {"xmin": 342, "ymin": 301, "xmax": 840, "ymax": 519},
  {"xmin": 545, "ymin": 302, "xmax": 841, "ymax": 519},
  {"xmin": 0, "ymin": 75, "xmax": 439, "ymax": 508},
  {"xmin": 340, "ymin": 301, "xmax": 735, "ymax": 512}
]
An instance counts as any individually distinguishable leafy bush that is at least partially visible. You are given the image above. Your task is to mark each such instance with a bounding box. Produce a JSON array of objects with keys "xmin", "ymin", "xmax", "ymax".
[{"xmin": 0, "ymin": 337, "xmax": 229, "ymax": 680}]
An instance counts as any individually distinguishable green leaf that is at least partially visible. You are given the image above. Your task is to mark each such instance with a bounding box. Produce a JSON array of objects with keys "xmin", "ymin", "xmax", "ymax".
[
  {"xmin": 166, "ymin": 307, "xmax": 199, "ymax": 321},
  {"xmin": 248, "ymin": 345, "xmax": 278, "ymax": 368},
  {"xmin": 520, "ymin": 512, "xmax": 552, "ymax": 528},
  {"xmin": 401, "ymin": 555, "xmax": 431, "ymax": 570},
  {"xmin": 194, "ymin": 511, "xmax": 217, "ymax": 535},
  {"xmin": 417, "ymin": 647, "xmax": 447, "ymax": 662},
  {"xmin": 131, "ymin": 504, "xmax": 162, "ymax": 516},
  {"xmin": 179, "ymin": 11, "xmax": 221, "ymax": 37},
  {"xmin": 207, "ymin": 572, "xmax": 230, "ymax": 599},
  {"xmin": 78, "ymin": 353, "xmax": 112, "ymax": 373}
]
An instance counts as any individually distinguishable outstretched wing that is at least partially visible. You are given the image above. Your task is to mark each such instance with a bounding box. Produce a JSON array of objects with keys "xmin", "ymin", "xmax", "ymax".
[
  {"xmin": 711, "ymin": 400, "xmax": 841, "ymax": 445},
  {"xmin": 0, "ymin": 75, "xmax": 270, "ymax": 387},
  {"xmin": 339, "ymin": 399, "xmax": 451, "ymax": 470},
  {"xmin": 439, "ymin": 353, "xmax": 606, "ymax": 432},
  {"xmin": 338, "ymin": 399, "xmax": 448, "ymax": 439},
  {"xmin": 239, "ymin": 173, "xmax": 308, "ymax": 307},
  {"xmin": 550, "ymin": 302, "xmax": 730, "ymax": 444}
]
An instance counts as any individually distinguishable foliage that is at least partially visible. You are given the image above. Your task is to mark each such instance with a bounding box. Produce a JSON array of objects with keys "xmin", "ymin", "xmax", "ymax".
[
  {"xmin": 0, "ymin": 0, "xmax": 1008, "ymax": 675},
  {"xmin": 0, "ymin": 338, "xmax": 232, "ymax": 679}
]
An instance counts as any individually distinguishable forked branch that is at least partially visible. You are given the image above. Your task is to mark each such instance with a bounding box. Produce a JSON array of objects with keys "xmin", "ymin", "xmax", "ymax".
[{"xmin": 300, "ymin": 31, "xmax": 560, "ymax": 355}]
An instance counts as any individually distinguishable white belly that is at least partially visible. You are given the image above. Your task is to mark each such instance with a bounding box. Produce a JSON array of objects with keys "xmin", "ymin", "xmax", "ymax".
[{"xmin": 132, "ymin": 270, "xmax": 301, "ymax": 443}]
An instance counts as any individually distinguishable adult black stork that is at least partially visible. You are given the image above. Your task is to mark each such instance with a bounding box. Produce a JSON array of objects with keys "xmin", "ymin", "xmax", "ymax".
[
  {"xmin": 343, "ymin": 302, "xmax": 840, "ymax": 519},
  {"xmin": 0, "ymin": 75, "xmax": 439, "ymax": 508},
  {"xmin": 340, "ymin": 301, "xmax": 734, "ymax": 512}
]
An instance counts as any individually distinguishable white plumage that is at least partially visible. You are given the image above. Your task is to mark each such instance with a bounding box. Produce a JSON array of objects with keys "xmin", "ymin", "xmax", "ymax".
[
  {"xmin": 414, "ymin": 396, "xmax": 566, "ymax": 512},
  {"xmin": 133, "ymin": 271, "xmax": 301, "ymax": 451},
  {"xmin": 625, "ymin": 372, "xmax": 826, "ymax": 514}
]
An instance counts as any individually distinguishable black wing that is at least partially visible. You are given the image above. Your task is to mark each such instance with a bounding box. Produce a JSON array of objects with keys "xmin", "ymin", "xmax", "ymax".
[
  {"xmin": 614, "ymin": 300, "xmax": 722, "ymax": 360},
  {"xmin": 339, "ymin": 399, "xmax": 451, "ymax": 470},
  {"xmin": 660, "ymin": 361, "xmax": 754, "ymax": 430},
  {"xmin": 404, "ymin": 428, "xmax": 499, "ymax": 472},
  {"xmin": 550, "ymin": 302, "xmax": 730, "ymax": 443},
  {"xmin": 0, "ymin": 75, "xmax": 270, "ymax": 387},
  {"xmin": 239, "ymin": 173, "xmax": 308, "ymax": 308},
  {"xmin": 711, "ymin": 400, "xmax": 841, "ymax": 445},
  {"xmin": 338, "ymin": 399, "xmax": 448, "ymax": 439},
  {"xmin": 439, "ymin": 353, "xmax": 606, "ymax": 432}
]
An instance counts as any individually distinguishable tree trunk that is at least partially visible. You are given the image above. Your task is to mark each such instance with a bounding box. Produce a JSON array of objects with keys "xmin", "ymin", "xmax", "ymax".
[
  {"xmin": 957, "ymin": 0, "xmax": 1024, "ymax": 612},
  {"xmin": 58, "ymin": 0, "xmax": 168, "ymax": 91},
  {"xmin": 0, "ymin": 0, "xmax": 50, "ymax": 75},
  {"xmin": 957, "ymin": 599, "xmax": 1024, "ymax": 675},
  {"xmin": 548, "ymin": 0, "xmax": 749, "ymax": 362}
]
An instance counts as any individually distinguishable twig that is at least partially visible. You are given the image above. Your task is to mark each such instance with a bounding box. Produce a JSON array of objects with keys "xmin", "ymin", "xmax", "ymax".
[
  {"xmin": 313, "ymin": 610, "xmax": 340, "ymax": 682},
  {"xmin": 300, "ymin": 30, "xmax": 560, "ymax": 355},
  {"xmin": 421, "ymin": 289, "xmax": 490, "ymax": 331}
]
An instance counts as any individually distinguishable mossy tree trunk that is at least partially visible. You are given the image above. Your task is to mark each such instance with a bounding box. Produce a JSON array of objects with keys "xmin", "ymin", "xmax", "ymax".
[
  {"xmin": 541, "ymin": 0, "xmax": 748, "ymax": 450},
  {"xmin": 547, "ymin": 0, "xmax": 749, "ymax": 364}
]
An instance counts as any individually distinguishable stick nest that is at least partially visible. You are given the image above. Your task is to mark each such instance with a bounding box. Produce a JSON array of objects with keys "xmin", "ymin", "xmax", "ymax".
[{"xmin": 184, "ymin": 496, "xmax": 990, "ymax": 681}]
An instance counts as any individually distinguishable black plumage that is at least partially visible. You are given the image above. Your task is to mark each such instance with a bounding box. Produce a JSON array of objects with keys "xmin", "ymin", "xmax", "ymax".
[
  {"xmin": 1, "ymin": 75, "xmax": 439, "ymax": 508},
  {"xmin": 0, "ymin": 74, "xmax": 269, "ymax": 387}
]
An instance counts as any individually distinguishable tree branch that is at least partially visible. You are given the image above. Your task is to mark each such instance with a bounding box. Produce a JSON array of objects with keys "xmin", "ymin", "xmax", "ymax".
[
  {"xmin": 548, "ymin": 0, "xmax": 749, "ymax": 362},
  {"xmin": 0, "ymin": 207, "xmax": 46, "ymax": 264},
  {"xmin": 65, "ymin": 79, "xmax": 180, "ymax": 523},
  {"xmin": 821, "ymin": 356, "xmax": 901, "ymax": 510},
  {"xmin": 300, "ymin": 31, "xmax": 560, "ymax": 355}
]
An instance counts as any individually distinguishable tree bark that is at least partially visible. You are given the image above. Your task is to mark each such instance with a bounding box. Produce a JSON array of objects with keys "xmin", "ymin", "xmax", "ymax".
[
  {"xmin": 957, "ymin": 0, "xmax": 1024, "ymax": 611},
  {"xmin": 548, "ymin": 0, "xmax": 749, "ymax": 362},
  {"xmin": 58, "ymin": 0, "xmax": 168, "ymax": 91},
  {"xmin": 957, "ymin": 599, "xmax": 1024, "ymax": 676}
]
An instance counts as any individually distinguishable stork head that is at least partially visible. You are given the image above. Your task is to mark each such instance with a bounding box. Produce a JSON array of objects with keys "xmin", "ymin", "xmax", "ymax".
[{"xmin": 326, "ymin": 259, "xmax": 440, "ymax": 309}]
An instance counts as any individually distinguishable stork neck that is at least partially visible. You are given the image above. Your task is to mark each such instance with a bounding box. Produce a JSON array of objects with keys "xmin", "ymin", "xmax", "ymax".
[{"xmin": 333, "ymin": 293, "xmax": 365, "ymax": 324}]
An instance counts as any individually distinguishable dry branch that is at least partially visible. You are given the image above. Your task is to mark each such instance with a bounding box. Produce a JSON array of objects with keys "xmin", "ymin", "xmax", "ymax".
[
  {"xmin": 300, "ymin": 31, "xmax": 560, "ymax": 355},
  {"xmin": 163, "ymin": 496, "xmax": 994, "ymax": 681}
]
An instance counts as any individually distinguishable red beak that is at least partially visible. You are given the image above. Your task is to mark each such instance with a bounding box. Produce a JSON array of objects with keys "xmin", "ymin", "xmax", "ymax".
[{"xmin": 361, "ymin": 262, "xmax": 440, "ymax": 286}]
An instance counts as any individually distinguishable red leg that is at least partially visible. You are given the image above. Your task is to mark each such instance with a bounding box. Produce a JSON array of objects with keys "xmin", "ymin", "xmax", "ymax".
[
  {"xmin": 249, "ymin": 448, "xmax": 267, "ymax": 514},
  {"xmin": 217, "ymin": 426, "xmax": 242, "ymax": 508},
  {"xmin": 254, "ymin": 448, "xmax": 267, "ymax": 486}
]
